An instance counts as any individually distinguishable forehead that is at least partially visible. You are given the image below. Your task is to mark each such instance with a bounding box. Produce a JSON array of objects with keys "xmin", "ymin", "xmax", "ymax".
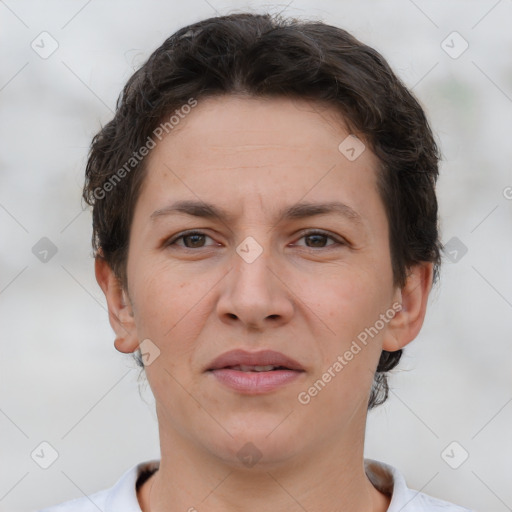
[
  {"xmin": 158, "ymin": 95, "xmax": 355, "ymax": 159},
  {"xmin": 135, "ymin": 95, "xmax": 384, "ymax": 225}
]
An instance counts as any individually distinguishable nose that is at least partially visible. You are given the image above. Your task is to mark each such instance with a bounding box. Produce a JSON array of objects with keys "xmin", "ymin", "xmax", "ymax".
[{"xmin": 216, "ymin": 241, "xmax": 295, "ymax": 331}]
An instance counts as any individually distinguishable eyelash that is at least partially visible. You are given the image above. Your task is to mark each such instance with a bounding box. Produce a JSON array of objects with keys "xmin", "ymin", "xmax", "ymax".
[{"xmin": 165, "ymin": 229, "xmax": 346, "ymax": 250}]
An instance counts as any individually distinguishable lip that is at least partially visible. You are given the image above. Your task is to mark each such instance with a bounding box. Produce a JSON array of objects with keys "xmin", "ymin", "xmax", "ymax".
[
  {"xmin": 206, "ymin": 349, "xmax": 304, "ymax": 372},
  {"xmin": 206, "ymin": 349, "xmax": 305, "ymax": 395}
]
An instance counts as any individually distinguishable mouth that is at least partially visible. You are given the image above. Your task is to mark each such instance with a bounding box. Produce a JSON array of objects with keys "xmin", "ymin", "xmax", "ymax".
[
  {"xmin": 220, "ymin": 364, "xmax": 293, "ymax": 372},
  {"xmin": 206, "ymin": 349, "xmax": 305, "ymax": 394},
  {"xmin": 206, "ymin": 349, "xmax": 304, "ymax": 372}
]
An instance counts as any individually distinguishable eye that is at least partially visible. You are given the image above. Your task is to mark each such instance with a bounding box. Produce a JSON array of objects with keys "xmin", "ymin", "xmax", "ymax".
[
  {"xmin": 165, "ymin": 229, "xmax": 346, "ymax": 251},
  {"xmin": 294, "ymin": 230, "xmax": 345, "ymax": 249},
  {"xmin": 165, "ymin": 230, "xmax": 216, "ymax": 249}
]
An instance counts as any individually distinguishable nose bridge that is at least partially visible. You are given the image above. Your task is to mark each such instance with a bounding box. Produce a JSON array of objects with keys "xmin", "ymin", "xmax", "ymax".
[
  {"xmin": 232, "ymin": 233, "xmax": 275, "ymax": 296},
  {"xmin": 216, "ymin": 231, "xmax": 294, "ymax": 328}
]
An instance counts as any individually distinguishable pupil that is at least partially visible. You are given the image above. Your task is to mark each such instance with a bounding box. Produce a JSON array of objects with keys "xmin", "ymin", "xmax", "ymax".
[
  {"xmin": 307, "ymin": 234, "xmax": 326, "ymax": 247},
  {"xmin": 185, "ymin": 234, "xmax": 204, "ymax": 248}
]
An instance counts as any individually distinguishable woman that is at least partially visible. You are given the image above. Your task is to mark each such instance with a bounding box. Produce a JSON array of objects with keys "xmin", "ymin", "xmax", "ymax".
[{"xmin": 39, "ymin": 12, "xmax": 472, "ymax": 512}]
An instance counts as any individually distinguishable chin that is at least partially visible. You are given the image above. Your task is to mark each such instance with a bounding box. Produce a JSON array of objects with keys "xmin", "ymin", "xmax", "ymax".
[{"xmin": 201, "ymin": 415, "xmax": 304, "ymax": 470}]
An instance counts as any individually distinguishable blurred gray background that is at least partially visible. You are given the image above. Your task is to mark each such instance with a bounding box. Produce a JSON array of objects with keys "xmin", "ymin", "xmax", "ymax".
[{"xmin": 1, "ymin": 1, "xmax": 511, "ymax": 511}]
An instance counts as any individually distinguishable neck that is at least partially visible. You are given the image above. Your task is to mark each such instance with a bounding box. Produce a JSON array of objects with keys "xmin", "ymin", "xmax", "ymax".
[{"xmin": 141, "ymin": 420, "xmax": 390, "ymax": 512}]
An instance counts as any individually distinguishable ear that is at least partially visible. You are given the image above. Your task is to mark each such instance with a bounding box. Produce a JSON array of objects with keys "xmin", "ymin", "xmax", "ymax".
[
  {"xmin": 95, "ymin": 256, "xmax": 139, "ymax": 354},
  {"xmin": 382, "ymin": 262, "xmax": 434, "ymax": 352}
]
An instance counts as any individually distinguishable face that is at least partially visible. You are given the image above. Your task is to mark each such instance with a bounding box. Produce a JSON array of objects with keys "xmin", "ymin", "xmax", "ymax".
[{"xmin": 101, "ymin": 95, "xmax": 426, "ymax": 469}]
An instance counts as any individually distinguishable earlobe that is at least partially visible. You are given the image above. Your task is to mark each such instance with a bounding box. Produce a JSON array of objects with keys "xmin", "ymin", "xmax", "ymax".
[
  {"xmin": 94, "ymin": 256, "xmax": 139, "ymax": 354},
  {"xmin": 382, "ymin": 262, "xmax": 433, "ymax": 352}
]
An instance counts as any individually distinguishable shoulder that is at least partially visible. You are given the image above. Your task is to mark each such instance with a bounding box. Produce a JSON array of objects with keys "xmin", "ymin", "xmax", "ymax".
[
  {"xmin": 403, "ymin": 491, "xmax": 474, "ymax": 511},
  {"xmin": 364, "ymin": 459, "xmax": 474, "ymax": 512},
  {"xmin": 37, "ymin": 460, "xmax": 160, "ymax": 512},
  {"xmin": 38, "ymin": 488, "xmax": 109, "ymax": 512}
]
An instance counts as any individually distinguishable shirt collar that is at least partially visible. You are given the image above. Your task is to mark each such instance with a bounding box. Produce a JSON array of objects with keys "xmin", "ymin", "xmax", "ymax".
[
  {"xmin": 104, "ymin": 458, "xmax": 429, "ymax": 512},
  {"xmin": 104, "ymin": 459, "xmax": 159, "ymax": 512}
]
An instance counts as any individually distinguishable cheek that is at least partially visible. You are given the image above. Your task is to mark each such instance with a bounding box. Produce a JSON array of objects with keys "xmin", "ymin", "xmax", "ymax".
[
  {"xmin": 307, "ymin": 264, "xmax": 390, "ymax": 336},
  {"xmin": 300, "ymin": 265, "xmax": 392, "ymax": 406},
  {"xmin": 299, "ymin": 278, "xmax": 385, "ymax": 410},
  {"xmin": 131, "ymin": 260, "xmax": 206, "ymax": 345}
]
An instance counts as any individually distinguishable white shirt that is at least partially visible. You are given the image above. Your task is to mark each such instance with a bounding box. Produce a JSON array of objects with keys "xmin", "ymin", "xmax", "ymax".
[{"xmin": 38, "ymin": 458, "xmax": 473, "ymax": 511}]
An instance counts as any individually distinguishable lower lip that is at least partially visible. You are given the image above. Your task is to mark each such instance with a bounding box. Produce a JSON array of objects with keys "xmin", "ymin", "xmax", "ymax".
[{"xmin": 208, "ymin": 369, "xmax": 304, "ymax": 394}]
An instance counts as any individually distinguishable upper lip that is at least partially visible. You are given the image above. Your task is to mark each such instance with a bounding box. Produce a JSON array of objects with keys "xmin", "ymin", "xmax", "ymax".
[{"xmin": 206, "ymin": 349, "xmax": 304, "ymax": 371}]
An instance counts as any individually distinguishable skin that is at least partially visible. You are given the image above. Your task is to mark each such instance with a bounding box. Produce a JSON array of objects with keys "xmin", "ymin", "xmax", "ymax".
[{"xmin": 96, "ymin": 95, "xmax": 433, "ymax": 512}]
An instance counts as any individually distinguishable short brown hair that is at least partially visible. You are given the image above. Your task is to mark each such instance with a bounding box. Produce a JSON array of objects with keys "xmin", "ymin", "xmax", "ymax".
[{"xmin": 83, "ymin": 12, "xmax": 442, "ymax": 409}]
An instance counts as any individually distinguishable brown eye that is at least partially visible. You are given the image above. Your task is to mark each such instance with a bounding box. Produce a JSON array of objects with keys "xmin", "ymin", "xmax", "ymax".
[
  {"xmin": 295, "ymin": 230, "xmax": 344, "ymax": 249},
  {"xmin": 304, "ymin": 233, "xmax": 330, "ymax": 248},
  {"xmin": 166, "ymin": 231, "xmax": 214, "ymax": 249},
  {"xmin": 181, "ymin": 233, "xmax": 206, "ymax": 248}
]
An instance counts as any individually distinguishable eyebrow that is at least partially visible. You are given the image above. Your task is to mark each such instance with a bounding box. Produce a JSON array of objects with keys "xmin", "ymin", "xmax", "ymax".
[{"xmin": 150, "ymin": 200, "xmax": 364, "ymax": 226}]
